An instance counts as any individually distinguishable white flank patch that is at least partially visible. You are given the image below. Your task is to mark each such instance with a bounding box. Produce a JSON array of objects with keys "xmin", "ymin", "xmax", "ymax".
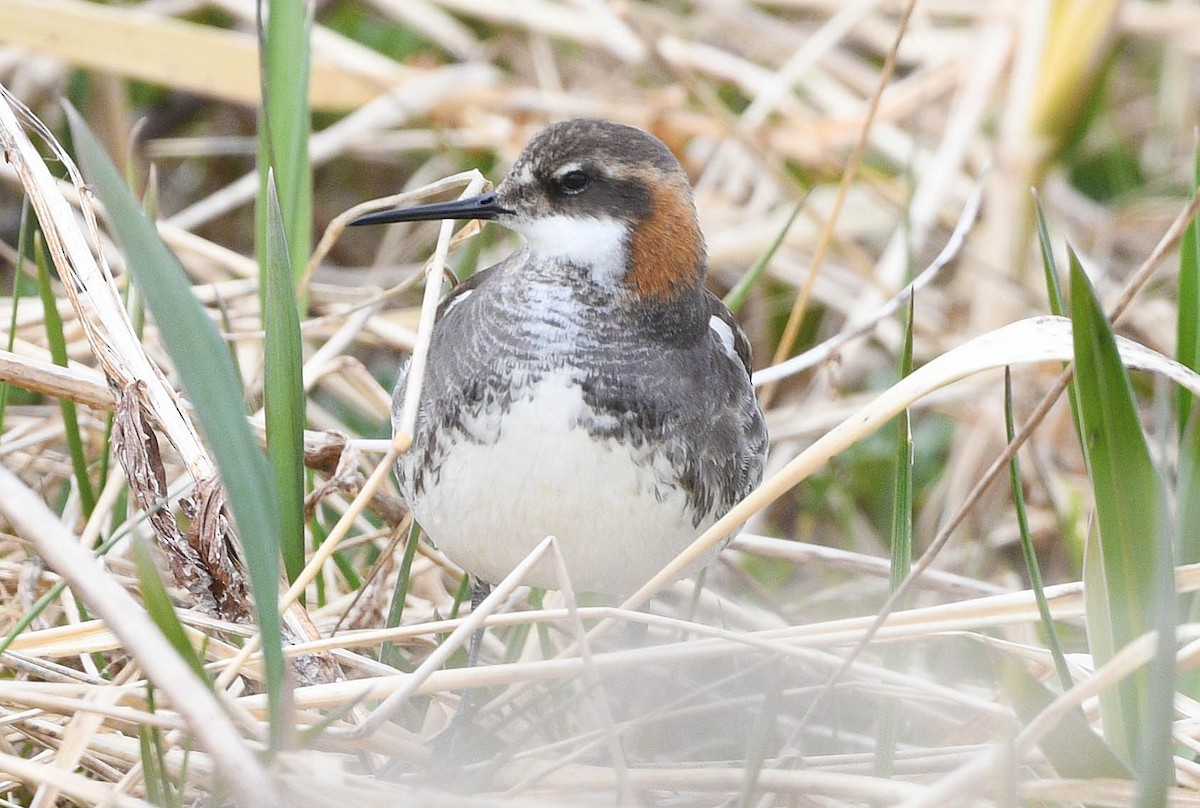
[
  {"xmin": 708, "ymin": 314, "xmax": 738, "ymax": 361},
  {"xmin": 407, "ymin": 373, "xmax": 724, "ymax": 594},
  {"xmin": 441, "ymin": 288, "xmax": 474, "ymax": 317},
  {"xmin": 519, "ymin": 215, "xmax": 629, "ymax": 287}
]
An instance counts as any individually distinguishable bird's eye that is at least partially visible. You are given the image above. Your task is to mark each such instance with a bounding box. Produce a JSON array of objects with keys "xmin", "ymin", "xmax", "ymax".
[{"xmin": 559, "ymin": 170, "xmax": 591, "ymax": 194}]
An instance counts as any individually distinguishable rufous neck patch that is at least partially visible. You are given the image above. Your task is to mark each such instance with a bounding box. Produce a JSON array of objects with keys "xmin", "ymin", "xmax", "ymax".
[{"xmin": 625, "ymin": 183, "xmax": 705, "ymax": 300}]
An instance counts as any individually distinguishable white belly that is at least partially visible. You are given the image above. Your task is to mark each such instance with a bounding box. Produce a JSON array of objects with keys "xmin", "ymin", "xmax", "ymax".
[{"xmin": 402, "ymin": 374, "xmax": 723, "ymax": 594}]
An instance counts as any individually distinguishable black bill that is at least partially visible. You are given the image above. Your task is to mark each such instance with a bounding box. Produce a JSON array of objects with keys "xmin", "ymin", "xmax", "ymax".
[{"xmin": 348, "ymin": 191, "xmax": 512, "ymax": 226}]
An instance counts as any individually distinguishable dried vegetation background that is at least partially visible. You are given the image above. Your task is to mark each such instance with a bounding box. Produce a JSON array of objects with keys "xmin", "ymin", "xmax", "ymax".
[{"xmin": 1, "ymin": 0, "xmax": 1200, "ymax": 805}]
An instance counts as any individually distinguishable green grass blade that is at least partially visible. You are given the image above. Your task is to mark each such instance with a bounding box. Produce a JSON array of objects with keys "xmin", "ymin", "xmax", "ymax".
[
  {"xmin": 1138, "ymin": 532, "xmax": 1178, "ymax": 807},
  {"xmin": 724, "ymin": 197, "xmax": 806, "ymax": 314},
  {"xmin": 1005, "ymin": 368, "xmax": 1072, "ymax": 689},
  {"xmin": 1180, "ymin": 408, "xmax": 1200, "ymax": 580},
  {"xmin": 998, "ymin": 650, "xmax": 1128, "ymax": 779},
  {"xmin": 138, "ymin": 731, "xmax": 164, "ymax": 805},
  {"xmin": 1177, "ymin": 141, "xmax": 1200, "ymax": 609},
  {"xmin": 873, "ymin": 296, "xmax": 914, "ymax": 779},
  {"xmin": 65, "ymin": 104, "xmax": 288, "ymax": 751},
  {"xmin": 1033, "ymin": 191, "xmax": 1065, "ymax": 317},
  {"xmin": 256, "ymin": 0, "xmax": 313, "ymax": 292},
  {"xmin": 309, "ymin": 487, "xmax": 329, "ymax": 607},
  {"xmin": 1069, "ymin": 248, "xmax": 1175, "ymax": 791},
  {"xmin": 130, "ymin": 538, "xmax": 209, "ymax": 682},
  {"xmin": 139, "ymin": 687, "xmax": 183, "ymax": 808},
  {"xmin": 0, "ymin": 200, "xmax": 32, "ymax": 438},
  {"xmin": 1176, "ymin": 138, "xmax": 1200, "ymax": 430},
  {"xmin": 381, "ymin": 521, "xmax": 422, "ymax": 670},
  {"xmin": 35, "ymin": 232, "xmax": 96, "ymax": 516},
  {"xmin": 1180, "ymin": 387, "xmax": 1200, "ymax": 706},
  {"xmin": 1178, "ymin": 409, "xmax": 1200, "ymax": 710},
  {"xmin": 264, "ymin": 173, "xmax": 307, "ymax": 586},
  {"xmin": 888, "ymin": 298, "xmax": 914, "ymax": 593},
  {"xmin": 138, "ymin": 720, "xmax": 168, "ymax": 807},
  {"xmin": 1036, "ymin": 198, "xmax": 1092, "ymax": 588},
  {"xmin": 449, "ymin": 572, "xmax": 471, "ymax": 619}
]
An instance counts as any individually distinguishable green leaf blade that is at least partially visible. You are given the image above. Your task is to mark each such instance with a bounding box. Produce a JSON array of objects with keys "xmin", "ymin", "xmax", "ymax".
[
  {"xmin": 65, "ymin": 104, "xmax": 288, "ymax": 751},
  {"xmin": 257, "ymin": 0, "xmax": 313, "ymax": 292},
  {"xmin": 1006, "ymin": 368, "xmax": 1073, "ymax": 690},
  {"xmin": 724, "ymin": 197, "xmax": 805, "ymax": 315},
  {"xmin": 1000, "ymin": 647, "xmax": 1128, "ymax": 780},
  {"xmin": 873, "ymin": 296, "xmax": 914, "ymax": 780},
  {"xmin": 1176, "ymin": 139, "xmax": 1200, "ymax": 430},
  {"xmin": 264, "ymin": 173, "xmax": 307, "ymax": 586},
  {"xmin": 35, "ymin": 234, "xmax": 96, "ymax": 516},
  {"xmin": 1069, "ymin": 249, "xmax": 1175, "ymax": 797},
  {"xmin": 131, "ymin": 538, "xmax": 208, "ymax": 682}
]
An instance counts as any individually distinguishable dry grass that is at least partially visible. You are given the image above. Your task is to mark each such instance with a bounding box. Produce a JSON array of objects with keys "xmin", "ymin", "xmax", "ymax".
[{"xmin": 1, "ymin": 1, "xmax": 1200, "ymax": 805}]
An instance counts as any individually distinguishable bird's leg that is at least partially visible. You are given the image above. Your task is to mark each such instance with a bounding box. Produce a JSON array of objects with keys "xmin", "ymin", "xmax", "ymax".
[
  {"xmin": 466, "ymin": 577, "xmax": 491, "ymax": 669},
  {"xmin": 453, "ymin": 578, "xmax": 491, "ymax": 728},
  {"xmin": 428, "ymin": 578, "xmax": 492, "ymax": 778}
]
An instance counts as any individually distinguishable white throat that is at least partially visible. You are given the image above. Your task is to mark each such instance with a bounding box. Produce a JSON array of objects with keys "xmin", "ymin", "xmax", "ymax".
[{"xmin": 518, "ymin": 215, "xmax": 629, "ymax": 286}]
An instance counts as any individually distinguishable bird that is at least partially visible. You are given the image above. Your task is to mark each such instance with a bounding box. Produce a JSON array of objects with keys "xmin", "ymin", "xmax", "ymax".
[{"xmin": 350, "ymin": 118, "xmax": 768, "ymax": 597}]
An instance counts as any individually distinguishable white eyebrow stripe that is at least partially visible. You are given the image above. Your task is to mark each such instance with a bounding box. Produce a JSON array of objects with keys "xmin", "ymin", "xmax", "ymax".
[{"xmin": 553, "ymin": 161, "xmax": 584, "ymax": 178}]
